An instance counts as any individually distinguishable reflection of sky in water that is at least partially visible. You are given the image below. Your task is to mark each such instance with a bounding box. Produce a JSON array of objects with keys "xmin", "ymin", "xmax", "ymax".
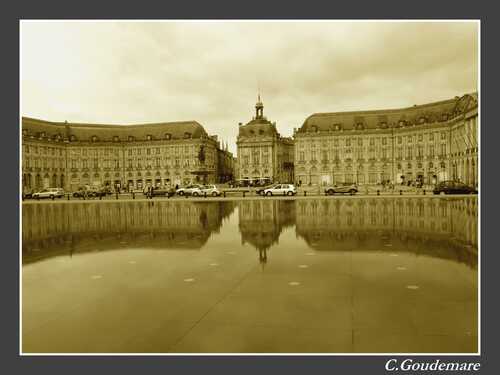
[{"xmin": 22, "ymin": 197, "xmax": 478, "ymax": 353}]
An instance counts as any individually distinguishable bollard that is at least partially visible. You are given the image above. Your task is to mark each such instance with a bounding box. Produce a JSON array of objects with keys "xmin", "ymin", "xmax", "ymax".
[
  {"xmin": 185, "ymin": 194, "xmax": 188, "ymax": 199},
  {"xmin": 243, "ymin": 191, "xmax": 246, "ymax": 198},
  {"xmin": 423, "ymin": 189, "xmax": 426, "ymax": 195},
  {"xmin": 399, "ymin": 190, "xmax": 402, "ymax": 195},
  {"xmin": 133, "ymin": 192, "xmax": 135, "ymax": 199},
  {"xmin": 223, "ymin": 191, "xmax": 226, "ymax": 198},
  {"xmin": 67, "ymin": 194, "xmax": 70, "ymax": 201},
  {"xmin": 377, "ymin": 190, "xmax": 380, "ymax": 196},
  {"xmin": 204, "ymin": 191, "xmax": 207, "ymax": 198},
  {"xmin": 99, "ymin": 194, "xmax": 102, "ymax": 200},
  {"xmin": 83, "ymin": 194, "xmax": 85, "ymax": 200},
  {"xmin": 304, "ymin": 191, "xmax": 307, "ymax": 197},
  {"xmin": 116, "ymin": 192, "xmax": 119, "ymax": 200}
]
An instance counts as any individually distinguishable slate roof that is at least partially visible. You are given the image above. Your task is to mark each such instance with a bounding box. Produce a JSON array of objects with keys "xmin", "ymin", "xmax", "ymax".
[
  {"xmin": 298, "ymin": 93, "xmax": 478, "ymax": 133},
  {"xmin": 22, "ymin": 117, "xmax": 208, "ymax": 142}
]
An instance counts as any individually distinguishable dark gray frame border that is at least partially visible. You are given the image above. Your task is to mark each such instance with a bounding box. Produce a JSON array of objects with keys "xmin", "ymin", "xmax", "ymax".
[{"xmin": 4, "ymin": 1, "xmax": 498, "ymax": 373}]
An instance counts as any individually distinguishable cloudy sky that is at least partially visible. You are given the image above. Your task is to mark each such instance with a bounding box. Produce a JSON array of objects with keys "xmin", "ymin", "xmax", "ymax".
[{"xmin": 21, "ymin": 21, "xmax": 478, "ymax": 153}]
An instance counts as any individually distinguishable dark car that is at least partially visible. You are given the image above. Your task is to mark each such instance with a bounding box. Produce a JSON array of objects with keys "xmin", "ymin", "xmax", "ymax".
[
  {"xmin": 73, "ymin": 186, "xmax": 106, "ymax": 198},
  {"xmin": 150, "ymin": 186, "xmax": 176, "ymax": 197},
  {"xmin": 22, "ymin": 190, "xmax": 33, "ymax": 199},
  {"xmin": 433, "ymin": 181, "xmax": 477, "ymax": 195},
  {"xmin": 255, "ymin": 184, "xmax": 274, "ymax": 195},
  {"xmin": 325, "ymin": 183, "xmax": 358, "ymax": 195}
]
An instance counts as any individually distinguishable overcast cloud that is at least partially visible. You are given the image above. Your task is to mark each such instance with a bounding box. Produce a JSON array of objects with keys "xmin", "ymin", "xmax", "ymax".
[{"xmin": 21, "ymin": 21, "xmax": 478, "ymax": 153}]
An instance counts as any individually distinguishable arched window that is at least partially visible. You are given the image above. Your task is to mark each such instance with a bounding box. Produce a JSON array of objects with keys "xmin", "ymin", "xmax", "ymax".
[
  {"xmin": 147, "ymin": 134, "xmax": 153, "ymax": 141},
  {"xmin": 91, "ymin": 135, "xmax": 98, "ymax": 142},
  {"xmin": 113, "ymin": 136, "xmax": 119, "ymax": 142},
  {"xmin": 70, "ymin": 135, "xmax": 77, "ymax": 142},
  {"xmin": 164, "ymin": 133, "xmax": 171, "ymax": 140},
  {"xmin": 128, "ymin": 135, "xmax": 135, "ymax": 141}
]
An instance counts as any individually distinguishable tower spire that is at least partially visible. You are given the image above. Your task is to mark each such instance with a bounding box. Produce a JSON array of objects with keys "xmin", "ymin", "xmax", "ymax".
[{"xmin": 255, "ymin": 90, "xmax": 264, "ymax": 119}]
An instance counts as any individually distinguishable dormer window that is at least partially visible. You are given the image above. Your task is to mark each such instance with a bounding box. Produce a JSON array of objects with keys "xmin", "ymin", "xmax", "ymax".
[
  {"xmin": 419, "ymin": 117, "xmax": 426, "ymax": 124},
  {"xmin": 334, "ymin": 124, "xmax": 342, "ymax": 131},
  {"xmin": 380, "ymin": 122, "xmax": 387, "ymax": 129},
  {"xmin": 164, "ymin": 133, "xmax": 171, "ymax": 140},
  {"xmin": 441, "ymin": 114, "xmax": 448, "ymax": 121},
  {"xmin": 183, "ymin": 132, "xmax": 191, "ymax": 139},
  {"xmin": 70, "ymin": 135, "xmax": 77, "ymax": 142},
  {"xmin": 310, "ymin": 125, "xmax": 318, "ymax": 132},
  {"xmin": 91, "ymin": 135, "xmax": 98, "ymax": 142},
  {"xmin": 398, "ymin": 120, "xmax": 405, "ymax": 127},
  {"xmin": 22, "ymin": 129, "xmax": 28, "ymax": 137},
  {"xmin": 147, "ymin": 134, "xmax": 153, "ymax": 141},
  {"xmin": 128, "ymin": 135, "xmax": 135, "ymax": 141},
  {"xmin": 259, "ymin": 129, "xmax": 264, "ymax": 135},
  {"xmin": 356, "ymin": 123, "xmax": 364, "ymax": 130},
  {"xmin": 40, "ymin": 132, "xmax": 46, "ymax": 138},
  {"xmin": 113, "ymin": 136, "xmax": 119, "ymax": 142}
]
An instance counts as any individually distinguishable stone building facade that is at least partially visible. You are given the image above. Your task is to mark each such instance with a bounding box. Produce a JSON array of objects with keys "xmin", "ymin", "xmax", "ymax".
[
  {"xmin": 21, "ymin": 117, "xmax": 234, "ymax": 192},
  {"xmin": 236, "ymin": 97, "xmax": 294, "ymax": 184},
  {"xmin": 294, "ymin": 93, "xmax": 478, "ymax": 187}
]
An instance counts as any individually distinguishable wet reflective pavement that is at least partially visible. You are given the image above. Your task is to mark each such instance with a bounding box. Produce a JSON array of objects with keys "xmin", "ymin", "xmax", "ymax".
[{"xmin": 22, "ymin": 197, "xmax": 478, "ymax": 353}]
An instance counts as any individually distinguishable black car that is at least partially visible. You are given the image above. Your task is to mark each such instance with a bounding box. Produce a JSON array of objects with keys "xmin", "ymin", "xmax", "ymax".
[
  {"xmin": 433, "ymin": 181, "xmax": 477, "ymax": 195},
  {"xmin": 150, "ymin": 186, "xmax": 176, "ymax": 197}
]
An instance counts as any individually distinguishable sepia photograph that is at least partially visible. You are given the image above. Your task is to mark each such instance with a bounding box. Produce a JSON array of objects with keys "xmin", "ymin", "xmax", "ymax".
[{"xmin": 20, "ymin": 20, "xmax": 479, "ymax": 355}]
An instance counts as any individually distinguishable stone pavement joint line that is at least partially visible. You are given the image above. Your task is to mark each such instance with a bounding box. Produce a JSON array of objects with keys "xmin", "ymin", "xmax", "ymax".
[{"xmin": 165, "ymin": 263, "xmax": 259, "ymax": 352}]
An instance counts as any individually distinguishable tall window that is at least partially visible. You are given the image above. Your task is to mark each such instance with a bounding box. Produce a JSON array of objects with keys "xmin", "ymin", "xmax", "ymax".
[
  {"xmin": 299, "ymin": 151, "xmax": 305, "ymax": 161},
  {"xmin": 311, "ymin": 150, "xmax": 317, "ymax": 161},
  {"xmin": 406, "ymin": 147, "xmax": 412, "ymax": 159},
  {"xmin": 440, "ymin": 144, "xmax": 446, "ymax": 156},
  {"xmin": 429, "ymin": 145, "xmax": 435, "ymax": 158}
]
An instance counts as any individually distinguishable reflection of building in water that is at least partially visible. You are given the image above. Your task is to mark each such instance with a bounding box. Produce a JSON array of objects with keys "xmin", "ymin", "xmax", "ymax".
[
  {"xmin": 238, "ymin": 200, "xmax": 295, "ymax": 265},
  {"xmin": 295, "ymin": 197, "xmax": 477, "ymax": 267},
  {"xmin": 22, "ymin": 201, "xmax": 235, "ymax": 262}
]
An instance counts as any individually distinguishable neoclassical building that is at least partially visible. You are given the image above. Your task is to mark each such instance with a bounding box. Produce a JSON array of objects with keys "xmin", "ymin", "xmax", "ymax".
[
  {"xmin": 236, "ymin": 96, "xmax": 294, "ymax": 183},
  {"xmin": 294, "ymin": 93, "xmax": 478, "ymax": 187},
  {"xmin": 21, "ymin": 117, "xmax": 234, "ymax": 192}
]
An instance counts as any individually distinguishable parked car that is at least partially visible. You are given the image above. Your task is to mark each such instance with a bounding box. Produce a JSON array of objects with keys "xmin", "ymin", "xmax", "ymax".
[
  {"xmin": 200, "ymin": 184, "xmax": 221, "ymax": 197},
  {"xmin": 433, "ymin": 181, "xmax": 477, "ymax": 195},
  {"xmin": 33, "ymin": 187, "xmax": 65, "ymax": 199},
  {"xmin": 73, "ymin": 186, "xmax": 106, "ymax": 198},
  {"xmin": 22, "ymin": 189, "xmax": 33, "ymax": 199},
  {"xmin": 176, "ymin": 184, "xmax": 203, "ymax": 196},
  {"xmin": 150, "ymin": 186, "xmax": 176, "ymax": 197},
  {"xmin": 325, "ymin": 183, "xmax": 358, "ymax": 196},
  {"xmin": 255, "ymin": 184, "xmax": 274, "ymax": 195},
  {"xmin": 263, "ymin": 184, "xmax": 297, "ymax": 196}
]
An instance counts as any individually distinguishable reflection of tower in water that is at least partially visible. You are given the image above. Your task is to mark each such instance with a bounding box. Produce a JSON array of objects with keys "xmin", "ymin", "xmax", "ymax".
[{"xmin": 238, "ymin": 200, "xmax": 295, "ymax": 267}]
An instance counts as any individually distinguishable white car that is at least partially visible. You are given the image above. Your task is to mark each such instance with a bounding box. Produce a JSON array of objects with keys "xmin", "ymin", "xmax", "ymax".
[
  {"xmin": 201, "ymin": 184, "xmax": 221, "ymax": 197},
  {"xmin": 32, "ymin": 187, "xmax": 65, "ymax": 199},
  {"xmin": 263, "ymin": 184, "xmax": 297, "ymax": 196},
  {"xmin": 176, "ymin": 184, "xmax": 203, "ymax": 196}
]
